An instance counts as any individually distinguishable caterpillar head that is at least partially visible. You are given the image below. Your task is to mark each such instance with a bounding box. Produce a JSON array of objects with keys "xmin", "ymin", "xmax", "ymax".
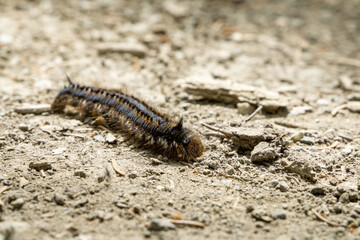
[
  {"xmin": 174, "ymin": 118, "xmax": 205, "ymax": 161},
  {"xmin": 185, "ymin": 135, "xmax": 205, "ymax": 160}
]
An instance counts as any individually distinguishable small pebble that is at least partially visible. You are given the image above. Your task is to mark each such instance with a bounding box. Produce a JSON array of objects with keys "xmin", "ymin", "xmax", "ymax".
[
  {"xmin": 18, "ymin": 124, "xmax": 30, "ymax": 132},
  {"xmin": 11, "ymin": 198, "xmax": 25, "ymax": 210},
  {"xmin": 114, "ymin": 202, "xmax": 128, "ymax": 209},
  {"xmin": 52, "ymin": 147, "xmax": 67, "ymax": 155},
  {"xmin": 226, "ymin": 166, "xmax": 235, "ymax": 175},
  {"xmin": 339, "ymin": 193, "xmax": 350, "ymax": 204},
  {"xmin": 128, "ymin": 172, "xmax": 138, "ymax": 179},
  {"xmin": 148, "ymin": 218, "xmax": 176, "ymax": 231},
  {"xmin": 246, "ymin": 206, "xmax": 254, "ymax": 213},
  {"xmin": 300, "ymin": 136, "xmax": 315, "ymax": 145},
  {"xmin": 74, "ymin": 170, "xmax": 87, "ymax": 178},
  {"xmin": 271, "ymin": 209, "xmax": 287, "ymax": 220},
  {"xmin": 250, "ymin": 142, "xmax": 277, "ymax": 163},
  {"xmin": 278, "ymin": 181, "xmax": 289, "ymax": 192},
  {"xmin": 290, "ymin": 132, "xmax": 304, "ymax": 142},
  {"xmin": 251, "ymin": 209, "xmax": 272, "ymax": 223},
  {"xmin": 54, "ymin": 193, "xmax": 66, "ymax": 206},
  {"xmin": 341, "ymin": 147, "xmax": 352, "ymax": 155},
  {"xmin": 93, "ymin": 135, "xmax": 105, "ymax": 142},
  {"xmin": 105, "ymin": 133, "xmax": 116, "ymax": 144},
  {"xmin": 310, "ymin": 185, "xmax": 326, "ymax": 196}
]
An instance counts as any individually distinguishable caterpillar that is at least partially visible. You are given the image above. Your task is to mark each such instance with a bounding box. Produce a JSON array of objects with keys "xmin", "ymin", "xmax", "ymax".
[{"xmin": 51, "ymin": 76, "xmax": 205, "ymax": 161}]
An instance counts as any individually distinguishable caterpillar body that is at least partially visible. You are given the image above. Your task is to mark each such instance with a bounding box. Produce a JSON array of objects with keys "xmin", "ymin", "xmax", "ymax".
[{"xmin": 51, "ymin": 77, "xmax": 205, "ymax": 161}]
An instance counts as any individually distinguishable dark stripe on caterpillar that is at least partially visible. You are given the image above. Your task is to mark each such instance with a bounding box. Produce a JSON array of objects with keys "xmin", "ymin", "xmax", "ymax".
[{"xmin": 51, "ymin": 78, "xmax": 205, "ymax": 161}]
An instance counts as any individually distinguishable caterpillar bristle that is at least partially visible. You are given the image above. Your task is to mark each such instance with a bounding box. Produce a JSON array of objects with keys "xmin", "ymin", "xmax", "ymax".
[{"xmin": 51, "ymin": 80, "xmax": 205, "ymax": 161}]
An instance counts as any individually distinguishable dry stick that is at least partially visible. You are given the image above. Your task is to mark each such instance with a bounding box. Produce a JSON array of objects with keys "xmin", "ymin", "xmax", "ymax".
[
  {"xmin": 328, "ymin": 57, "xmax": 360, "ymax": 68},
  {"xmin": 0, "ymin": 186, "xmax": 8, "ymax": 195},
  {"xmin": 111, "ymin": 159, "xmax": 125, "ymax": 176},
  {"xmin": 201, "ymin": 123, "xmax": 232, "ymax": 138},
  {"xmin": 317, "ymin": 141, "xmax": 339, "ymax": 150},
  {"xmin": 218, "ymin": 172, "xmax": 249, "ymax": 182},
  {"xmin": 0, "ymin": 186, "xmax": 8, "ymax": 208},
  {"xmin": 274, "ymin": 121, "xmax": 308, "ymax": 129},
  {"xmin": 62, "ymin": 132, "xmax": 85, "ymax": 139},
  {"xmin": 244, "ymin": 105, "xmax": 263, "ymax": 122},
  {"xmin": 169, "ymin": 219, "xmax": 205, "ymax": 228},
  {"xmin": 312, "ymin": 209, "xmax": 339, "ymax": 227},
  {"xmin": 233, "ymin": 196, "xmax": 240, "ymax": 209},
  {"xmin": 40, "ymin": 127, "xmax": 61, "ymax": 140},
  {"xmin": 201, "ymin": 105, "xmax": 263, "ymax": 137},
  {"xmin": 331, "ymin": 104, "xmax": 347, "ymax": 117}
]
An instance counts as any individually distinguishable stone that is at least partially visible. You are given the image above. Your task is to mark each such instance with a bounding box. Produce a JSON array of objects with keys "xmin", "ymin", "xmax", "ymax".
[
  {"xmin": 148, "ymin": 218, "xmax": 176, "ymax": 231},
  {"xmin": 300, "ymin": 136, "xmax": 315, "ymax": 145},
  {"xmin": 349, "ymin": 192, "xmax": 358, "ymax": 202},
  {"xmin": 339, "ymin": 75, "xmax": 353, "ymax": 90},
  {"xmin": 271, "ymin": 180, "xmax": 279, "ymax": 188},
  {"xmin": 114, "ymin": 202, "xmax": 128, "ymax": 209},
  {"xmin": 18, "ymin": 124, "xmax": 30, "ymax": 132},
  {"xmin": 52, "ymin": 147, "xmax": 67, "ymax": 155},
  {"xmin": 29, "ymin": 161, "xmax": 52, "ymax": 171},
  {"xmin": 251, "ymin": 209, "xmax": 272, "ymax": 223},
  {"xmin": 54, "ymin": 193, "xmax": 66, "ymax": 206},
  {"xmin": 341, "ymin": 147, "xmax": 352, "ymax": 155},
  {"xmin": 226, "ymin": 166, "xmax": 235, "ymax": 175},
  {"xmin": 105, "ymin": 133, "xmax": 116, "ymax": 144},
  {"xmin": 290, "ymin": 132, "xmax": 304, "ymax": 142},
  {"xmin": 250, "ymin": 142, "xmax": 277, "ymax": 163},
  {"xmin": 237, "ymin": 103, "xmax": 256, "ymax": 115},
  {"xmin": 271, "ymin": 209, "xmax": 287, "ymax": 220},
  {"xmin": 11, "ymin": 198, "xmax": 25, "ymax": 210},
  {"xmin": 289, "ymin": 106, "xmax": 313, "ymax": 116},
  {"xmin": 93, "ymin": 135, "xmax": 105, "ymax": 142},
  {"xmin": 278, "ymin": 181, "xmax": 289, "ymax": 192},
  {"xmin": 128, "ymin": 172, "xmax": 138, "ymax": 179},
  {"xmin": 339, "ymin": 193, "xmax": 350, "ymax": 204},
  {"xmin": 310, "ymin": 185, "xmax": 326, "ymax": 196},
  {"xmin": 347, "ymin": 101, "xmax": 360, "ymax": 113},
  {"xmin": 74, "ymin": 170, "xmax": 87, "ymax": 178},
  {"xmin": 246, "ymin": 206, "xmax": 254, "ymax": 213}
]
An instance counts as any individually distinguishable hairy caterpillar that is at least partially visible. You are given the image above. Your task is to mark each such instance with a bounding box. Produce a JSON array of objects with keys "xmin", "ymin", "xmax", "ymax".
[{"xmin": 51, "ymin": 77, "xmax": 205, "ymax": 161}]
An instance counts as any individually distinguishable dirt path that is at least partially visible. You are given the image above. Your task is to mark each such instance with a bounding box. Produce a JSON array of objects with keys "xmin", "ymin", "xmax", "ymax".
[{"xmin": 0, "ymin": 0, "xmax": 359, "ymax": 239}]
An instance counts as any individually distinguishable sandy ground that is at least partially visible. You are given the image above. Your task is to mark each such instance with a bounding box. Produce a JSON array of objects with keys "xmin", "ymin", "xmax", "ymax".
[{"xmin": 0, "ymin": 0, "xmax": 360, "ymax": 239}]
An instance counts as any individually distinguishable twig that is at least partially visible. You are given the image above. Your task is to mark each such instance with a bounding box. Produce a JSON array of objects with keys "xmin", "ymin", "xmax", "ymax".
[
  {"xmin": 111, "ymin": 159, "xmax": 125, "ymax": 176},
  {"xmin": 274, "ymin": 121, "xmax": 308, "ymax": 129},
  {"xmin": 40, "ymin": 127, "xmax": 60, "ymax": 140},
  {"xmin": 61, "ymin": 132, "xmax": 85, "ymax": 139},
  {"xmin": 0, "ymin": 186, "xmax": 8, "ymax": 195},
  {"xmin": 218, "ymin": 172, "xmax": 249, "ymax": 181},
  {"xmin": 203, "ymin": 132, "xmax": 227, "ymax": 138},
  {"xmin": 201, "ymin": 123, "xmax": 233, "ymax": 138},
  {"xmin": 169, "ymin": 219, "xmax": 205, "ymax": 228},
  {"xmin": 244, "ymin": 105, "xmax": 263, "ymax": 122},
  {"xmin": 14, "ymin": 104, "xmax": 51, "ymax": 114},
  {"xmin": 312, "ymin": 209, "xmax": 339, "ymax": 227},
  {"xmin": 328, "ymin": 57, "xmax": 360, "ymax": 68},
  {"xmin": 317, "ymin": 141, "xmax": 339, "ymax": 150},
  {"xmin": 233, "ymin": 196, "xmax": 240, "ymax": 209},
  {"xmin": 331, "ymin": 104, "xmax": 347, "ymax": 117}
]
